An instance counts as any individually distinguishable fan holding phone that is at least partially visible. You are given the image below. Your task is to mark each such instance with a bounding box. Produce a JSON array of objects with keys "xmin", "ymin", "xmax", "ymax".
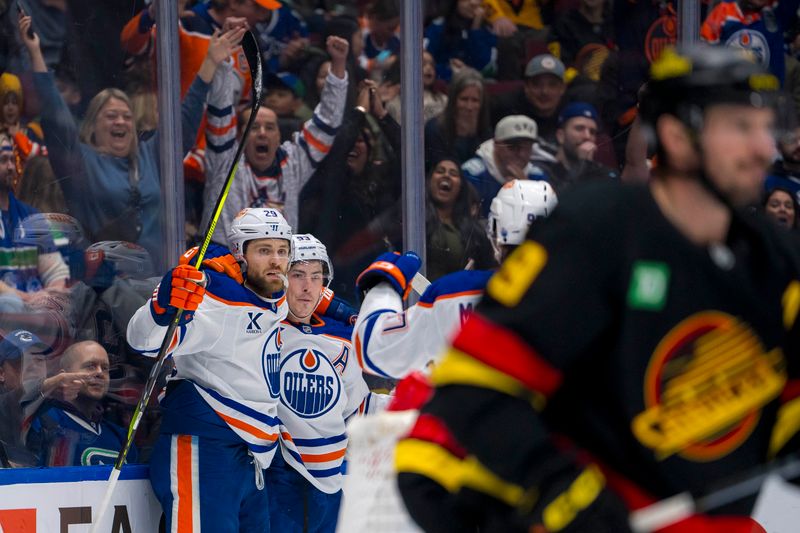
[{"xmin": 16, "ymin": 1, "xmax": 36, "ymax": 40}]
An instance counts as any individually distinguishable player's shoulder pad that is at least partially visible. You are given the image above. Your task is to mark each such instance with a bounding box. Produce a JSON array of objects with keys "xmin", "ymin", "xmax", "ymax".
[
  {"xmin": 462, "ymin": 156, "xmax": 486, "ymax": 176},
  {"xmin": 418, "ymin": 270, "xmax": 492, "ymax": 305},
  {"xmin": 204, "ymin": 270, "xmax": 283, "ymax": 310},
  {"xmin": 314, "ymin": 316, "xmax": 354, "ymax": 340}
]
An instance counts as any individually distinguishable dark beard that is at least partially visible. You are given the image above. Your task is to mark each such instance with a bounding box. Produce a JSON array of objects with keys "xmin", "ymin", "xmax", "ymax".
[
  {"xmin": 563, "ymin": 145, "xmax": 587, "ymax": 169},
  {"xmin": 783, "ymin": 153, "xmax": 800, "ymax": 168},
  {"xmin": 245, "ymin": 273, "xmax": 284, "ymax": 297}
]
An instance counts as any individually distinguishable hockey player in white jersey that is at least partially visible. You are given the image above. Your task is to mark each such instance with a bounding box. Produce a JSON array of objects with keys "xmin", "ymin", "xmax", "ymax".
[
  {"xmin": 126, "ymin": 208, "xmax": 292, "ymax": 533},
  {"xmin": 269, "ymin": 234, "xmax": 385, "ymax": 533},
  {"xmin": 353, "ymin": 180, "xmax": 557, "ymax": 379}
]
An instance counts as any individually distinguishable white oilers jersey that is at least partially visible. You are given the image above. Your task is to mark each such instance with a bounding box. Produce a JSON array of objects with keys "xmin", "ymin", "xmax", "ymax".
[
  {"xmin": 278, "ymin": 315, "xmax": 388, "ymax": 494},
  {"xmin": 126, "ymin": 268, "xmax": 288, "ymax": 469},
  {"xmin": 277, "ymin": 316, "xmax": 386, "ymax": 493},
  {"xmin": 354, "ymin": 270, "xmax": 493, "ymax": 379}
]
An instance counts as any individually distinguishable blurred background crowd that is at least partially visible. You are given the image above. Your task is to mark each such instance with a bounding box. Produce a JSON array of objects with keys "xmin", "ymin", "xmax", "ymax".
[{"xmin": 1, "ymin": 0, "xmax": 799, "ymax": 468}]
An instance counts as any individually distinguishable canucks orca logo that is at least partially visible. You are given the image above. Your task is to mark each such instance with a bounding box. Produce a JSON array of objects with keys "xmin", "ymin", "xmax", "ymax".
[
  {"xmin": 81, "ymin": 447, "xmax": 123, "ymax": 466},
  {"xmin": 262, "ymin": 327, "xmax": 283, "ymax": 398},
  {"xmin": 280, "ymin": 348, "xmax": 341, "ymax": 418}
]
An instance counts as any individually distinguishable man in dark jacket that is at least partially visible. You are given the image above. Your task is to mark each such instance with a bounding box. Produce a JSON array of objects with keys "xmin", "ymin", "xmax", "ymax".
[
  {"xmin": 492, "ymin": 54, "xmax": 566, "ymax": 144},
  {"xmin": 535, "ymin": 102, "xmax": 619, "ymax": 194}
]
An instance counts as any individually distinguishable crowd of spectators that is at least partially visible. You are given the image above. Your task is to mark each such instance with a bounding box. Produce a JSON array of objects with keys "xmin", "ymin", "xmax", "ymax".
[{"xmin": 0, "ymin": 0, "xmax": 799, "ymax": 469}]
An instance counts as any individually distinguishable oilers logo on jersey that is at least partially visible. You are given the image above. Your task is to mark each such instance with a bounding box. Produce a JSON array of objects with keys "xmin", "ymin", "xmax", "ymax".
[
  {"xmin": 725, "ymin": 29, "xmax": 770, "ymax": 67},
  {"xmin": 262, "ymin": 326, "xmax": 284, "ymax": 398},
  {"xmin": 280, "ymin": 348, "xmax": 341, "ymax": 419}
]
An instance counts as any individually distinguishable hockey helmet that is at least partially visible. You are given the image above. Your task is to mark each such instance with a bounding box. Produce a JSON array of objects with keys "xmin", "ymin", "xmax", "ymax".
[
  {"xmin": 488, "ymin": 180, "xmax": 557, "ymax": 246},
  {"xmin": 290, "ymin": 234, "xmax": 333, "ymax": 287},
  {"xmin": 640, "ymin": 44, "xmax": 783, "ymax": 137},
  {"xmin": 14, "ymin": 213, "xmax": 90, "ymax": 280},
  {"xmin": 85, "ymin": 241, "xmax": 154, "ymax": 278},
  {"xmin": 14, "ymin": 212, "xmax": 89, "ymax": 253},
  {"xmin": 227, "ymin": 208, "xmax": 292, "ymax": 264}
]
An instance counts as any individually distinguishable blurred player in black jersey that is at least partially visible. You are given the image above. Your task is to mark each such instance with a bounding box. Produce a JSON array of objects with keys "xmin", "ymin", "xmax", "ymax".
[{"xmin": 397, "ymin": 44, "xmax": 800, "ymax": 533}]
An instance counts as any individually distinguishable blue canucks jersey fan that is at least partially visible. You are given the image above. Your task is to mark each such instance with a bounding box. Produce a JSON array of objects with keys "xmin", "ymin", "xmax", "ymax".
[
  {"xmin": 0, "ymin": 133, "xmax": 68, "ymax": 311},
  {"xmin": 462, "ymin": 115, "xmax": 550, "ymax": 218},
  {"xmin": 25, "ymin": 340, "xmax": 135, "ymax": 466},
  {"xmin": 254, "ymin": 2, "xmax": 309, "ymax": 73}
]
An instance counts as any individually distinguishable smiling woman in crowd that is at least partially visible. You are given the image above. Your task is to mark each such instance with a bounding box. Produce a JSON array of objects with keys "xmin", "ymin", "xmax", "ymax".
[
  {"xmin": 763, "ymin": 186, "xmax": 799, "ymax": 231},
  {"xmin": 426, "ymin": 155, "xmax": 496, "ymax": 280},
  {"xmin": 21, "ymin": 15, "xmax": 241, "ymax": 266}
]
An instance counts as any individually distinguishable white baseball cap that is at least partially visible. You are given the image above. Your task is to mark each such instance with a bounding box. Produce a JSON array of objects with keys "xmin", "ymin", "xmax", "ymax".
[{"xmin": 494, "ymin": 115, "xmax": 538, "ymax": 142}]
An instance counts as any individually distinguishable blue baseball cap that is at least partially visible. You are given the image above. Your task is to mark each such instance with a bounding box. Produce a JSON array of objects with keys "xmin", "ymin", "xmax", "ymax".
[
  {"xmin": 558, "ymin": 102, "xmax": 599, "ymax": 128},
  {"xmin": 0, "ymin": 330, "xmax": 50, "ymax": 365}
]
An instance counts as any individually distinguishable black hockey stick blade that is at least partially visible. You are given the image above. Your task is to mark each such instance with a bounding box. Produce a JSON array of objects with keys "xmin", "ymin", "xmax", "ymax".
[
  {"xmin": 242, "ymin": 30, "xmax": 263, "ymax": 104},
  {"xmin": 196, "ymin": 29, "xmax": 262, "ymax": 261}
]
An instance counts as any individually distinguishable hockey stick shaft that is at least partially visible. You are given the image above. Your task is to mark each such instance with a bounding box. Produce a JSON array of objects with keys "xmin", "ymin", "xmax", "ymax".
[
  {"xmin": 90, "ymin": 31, "xmax": 263, "ymax": 532},
  {"xmin": 629, "ymin": 455, "xmax": 800, "ymax": 532}
]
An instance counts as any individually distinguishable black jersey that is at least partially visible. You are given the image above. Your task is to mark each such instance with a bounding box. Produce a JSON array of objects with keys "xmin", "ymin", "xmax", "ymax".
[{"xmin": 399, "ymin": 181, "xmax": 800, "ymax": 531}]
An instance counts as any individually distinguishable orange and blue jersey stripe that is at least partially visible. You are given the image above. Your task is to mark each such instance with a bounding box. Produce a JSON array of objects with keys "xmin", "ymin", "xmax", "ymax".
[
  {"xmin": 281, "ymin": 432, "xmax": 348, "ymax": 478},
  {"xmin": 196, "ymin": 384, "xmax": 280, "ymax": 456},
  {"xmin": 169, "ymin": 435, "xmax": 201, "ymax": 533}
]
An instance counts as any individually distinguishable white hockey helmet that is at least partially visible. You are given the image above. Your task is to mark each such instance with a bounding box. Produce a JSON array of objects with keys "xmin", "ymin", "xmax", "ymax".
[
  {"xmin": 85, "ymin": 241, "xmax": 154, "ymax": 277},
  {"xmin": 228, "ymin": 208, "xmax": 293, "ymax": 264},
  {"xmin": 488, "ymin": 180, "xmax": 558, "ymax": 246},
  {"xmin": 291, "ymin": 234, "xmax": 334, "ymax": 287}
]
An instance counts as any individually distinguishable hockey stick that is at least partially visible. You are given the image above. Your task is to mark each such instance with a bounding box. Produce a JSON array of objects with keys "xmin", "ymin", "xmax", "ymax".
[
  {"xmin": 629, "ymin": 454, "xmax": 800, "ymax": 532},
  {"xmin": 89, "ymin": 30, "xmax": 263, "ymax": 532}
]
